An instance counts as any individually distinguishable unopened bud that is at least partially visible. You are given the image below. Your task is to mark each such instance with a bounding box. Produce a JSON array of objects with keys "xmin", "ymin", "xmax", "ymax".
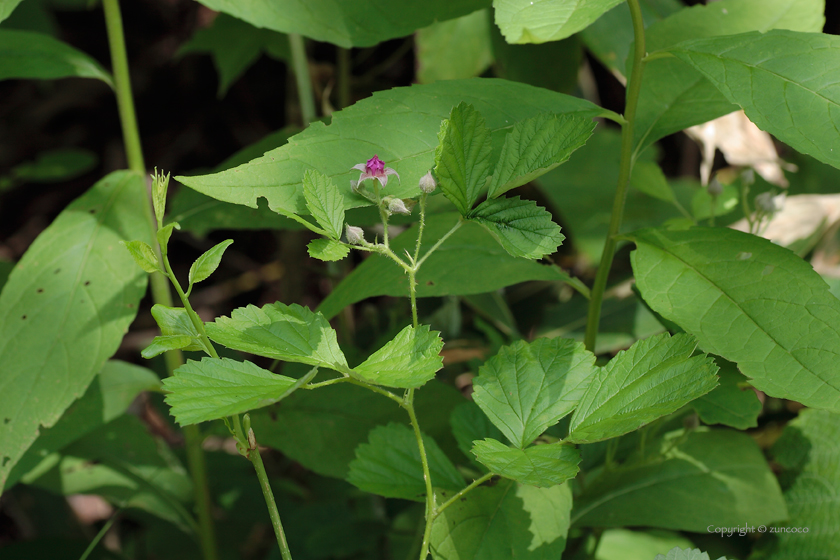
[
  {"xmin": 385, "ymin": 196, "xmax": 411, "ymax": 215},
  {"xmin": 346, "ymin": 225, "xmax": 365, "ymax": 245},
  {"xmin": 707, "ymin": 178, "xmax": 723, "ymax": 197},
  {"xmin": 741, "ymin": 168, "xmax": 755, "ymax": 186},
  {"xmin": 755, "ymin": 191, "xmax": 784, "ymax": 214},
  {"xmin": 419, "ymin": 171, "xmax": 436, "ymax": 194}
]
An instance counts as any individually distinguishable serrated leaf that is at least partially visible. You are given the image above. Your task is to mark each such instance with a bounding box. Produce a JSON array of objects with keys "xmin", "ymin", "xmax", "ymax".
[
  {"xmin": 150, "ymin": 304, "xmax": 203, "ymax": 352},
  {"xmin": 303, "ymin": 170, "xmax": 345, "ymax": 240},
  {"xmin": 488, "ymin": 113, "xmax": 594, "ymax": 199},
  {"xmin": 450, "ymin": 401, "xmax": 506, "ymax": 469},
  {"xmin": 692, "ymin": 359, "xmax": 761, "ymax": 430},
  {"xmin": 123, "ymin": 240, "xmax": 162, "ymax": 273},
  {"xmin": 430, "ymin": 479, "xmax": 572, "ymax": 560},
  {"xmin": 472, "ymin": 337, "xmax": 596, "ymax": 448},
  {"xmin": 469, "ymin": 196, "xmax": 564, "ymax": 259},
  {"xmin": 667, "ymin": 30, "xmax": 840, "ymax": 170},
  {"xmin": 163, "ymin": 357, "xmax": 300, "ymax": 425},
  {"xmin": 347, "ymin": 423, "xmax": 463, "ymax": 502},
  {"xmin": 493, "ymin": 0, "xmax": 624, "ymax": 44},
  {"xmin": 568, "ymin": 333, "xmax": 718, "ymax": 443},
  {"xmin": 0, "ymin": 170, "xmax": 149, "ymax": 491},
  {"xmin": 416, "ymin": 9, "xmax": 493, "ymax": 84},
  {"xmin": 472, "ymin": 439, "xmax": 580, "ymax": 487},
  {"xmin": 0, "ymin": 29, "xmax": 113, "ymax": 85},
  {"xmin": 571, "ymin": 430, "xmax": 787, "ymax": 531},
  {"xmin": 206, "ymin": 302, "xmax": 348, "ymax": 371},
  {"xmin": 141, "ymin": 335, "xmax": 196, "ymax": 359},
  {"xmin": 188, "ymin": 239, "xmax": 232, "ymax": 286},
  {"xmin": 629, "ymin": 227, "xmax": 840, "ymax": 412},
  {"xmin": 353, "ymin": 325, "xmax": 443, "ymax": 389},
  {"xmin": 307, "ymin": 238, "xmax": 350, "ymax": 261},
  {"xmin": 434, "ymin": 102, "xmax": 493, "ymax": 216}
]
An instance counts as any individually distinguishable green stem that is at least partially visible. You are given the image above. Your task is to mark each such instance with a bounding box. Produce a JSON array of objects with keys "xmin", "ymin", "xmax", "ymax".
[
  {"xmin": 405, "ymin": 390, "xmax": 436, "ymax": 560},
  {"xmin": 102, "ymin": 2, "xmax": 218, "ymax": 559},
  {"xmin": 434, "ymin": 472, "xmax": 495, "ymax": 517},
  {"xmin": 413, "ymin": 194, "xmax": 428, "ymax": 264},
  {"xmin": 289, "ymin": 33, "xmax": 316, "ymax": 125},
  {"xmin": 249, "ymin": 444, "xmax": 294, "ymax": 560},
  {"xmin": 415, "ymin": 220, "xmax": 462, "ymax": 269},
  {"xmin": 79, "ymin": 508, "xmax": 120, "ymax": 560},
  {"xmin": 584, "ymin": 0, "xmax": 647, "ymax": 353},
  {"xmin": 408, "ymin": 268, "xmax": 419, "ymax": 329}
]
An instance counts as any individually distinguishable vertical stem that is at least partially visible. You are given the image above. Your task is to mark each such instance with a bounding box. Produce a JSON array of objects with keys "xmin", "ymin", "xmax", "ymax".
[
  {"xmin": 408, "ymin": 269, "xmax": 419, "ymax": 329},
  {"xmin": 584, "ymin": 0, "xmax": 647, "ymax": 352},
  {"xmin": 250, "ymin": 446, "xmax": 294, "ymax": 560},
  {"xmin": 289, "ymin": 33, "xmax": 316, "ymax": 125},
  {"xmin": 337, "ymin": 47, "xmax": 351, "ymax": 109},
  {"xmin": 102, "ymin": 3, "xmax": 218, "ymax": 558},
  {"xmin": 405, "ymin": 391, "xmax": 435, "ymax": 560}
]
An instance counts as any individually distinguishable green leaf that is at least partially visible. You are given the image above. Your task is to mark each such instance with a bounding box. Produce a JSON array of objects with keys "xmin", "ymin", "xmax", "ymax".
[
  {"xmin": 493, "ymin": 0, "xmax": 624, "ymax": 44},
  {"xmin": 431, "ymin": 479, "xmax": 572, "ymax": 559},
  {"xmin": 472, "ymin": 439, "xmax": 580, "ymax": 487},
  {"xmin": 193, "ymin": 0, "xmax": 490, "ymax": 48},
  {"xmin": 0, "ymin": 29, "xmax": 112, "ymax": 85},
  {"xmin": 318, "ymin": 213, "xmax": 579, "ymax": 319},
  {"xmin": 347, "ymin": 423, "xmax": 463, "ymax": 501},
  {"xmin": 0, "ymin": 0, "xmax": 25, "ymax": 24},
  {"xmin": 472, "ymin": 337, "xmax": 596, "ymax": 448},
  {"xmin": 250, "ymin": 380, "xmax": 464, "ymax": 478},
  {"xmin": 177, "ymin": 79, "xmax": 605, "ymax": 217},
  {"xmin": 188, "ymin": 239, "xmax": 233, "ymax": 286},
  {"xmin": 655, "ymin": 549, "xmax": 722, "ymax": 560},
  {"xmin": 353, "ymin": 325, "xmax": 444, "ymax": 389},
  {"xmin": 163, "ymin": 357, "xmax": 299, "ymax": 425},
  {"xmin": 156, "ymin": 222, "xmax": 180, "ymax": 250},
  {"xmin": 122, "ymin": 240, "xmax": 163, "ymax": 274},
  {"xmin": 667, "ymin": 29, "xmax": 840, "ymax": 170},
  {"xmin": 469, "ymin": 196, "xmax": 565, "ymax": 259},
  {"xmin": 594, "ymin": 529, "xmax": 695, "ymax": 560},
  {"xmin": 206, "ymin": 302, "xmax": 348, "ymax": 371},
  {"xmin": 150, "ymin": 304, "xmax": 203, "ymax": 351},
  {"xmin": 491, "ymin": 28, "xmax": 582, "ymax": 94},
  {"xmin": 568, "ymin": 333, "xmax": 718, "ymax": 443},
  {"xmin": 692, "ymin": 359, "xmax": 762, "ymax": 430},
  {"xmin": 6, "ymin": 148, "xmax": 97, "ymax": 184},
  {"xmin": 26, "ymin": 415, "xmax": 195, "ymax": 529},
  {"xmin": 630, "ymin": 160, "xmax": 674, "ymax": 203},
  {"xmin": 451, "ymin": 401, "xmax": 506, "ymax": 466},
  {"xmin": 434, "ymin": 102, "xmax": 493, "ymax": 216},
  {"xmin": 141, "ymin": 335, "xmax": 195, "ymax": 359},
  {"xmin": 303, "ymin": 170, "xmax": 344, "ymax": 240},
  {"xmin": 416, "ymin": 9, "xmax": 493, "ymax": 84},
  {"xmin": 571, "ymin": 429, "xmax": 787, "ymax": 531},
  {"xmin": 307, "ymin": 238, "xmax": 350, "ymax": 261},
  {"xmin": 0, "ymin": 170, "xmax": 149, "ymax": 491},
  {"xmin": 758, "ymin": 409, "xmax": 840, "ymax": 559},
  {"xmin": 488, "ymin": 113, "xmax": 594, "ymax": 199},
  {"xmin": 178, "ymin": 12, "xmax": 288, "ymax": 97},
  {"xmin": 4, "ymin": 361, "xmax": 159, "ymax": 491},
  {"xmin": 634, "ymin": 0, "xmax": 824, "ymax": 153},
  {"xmin": 629, "ymin": 227, "xmax": 840, "ymax": 412}
]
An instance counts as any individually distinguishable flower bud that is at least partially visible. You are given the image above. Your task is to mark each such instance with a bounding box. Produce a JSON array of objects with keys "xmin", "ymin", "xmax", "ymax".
[
  {"xmin": 345, "ymin": 225, "xmax": 365, "ymax": 245},
  {"xmin": 707, "ymin": 178, "xmax": 723, "ymax": 197},
  {"xmin": 419, "ymin": 171, "xmax": 436, "ymax": 194},
  {"xmin": 755, "ymin": 191, "xmax": 784, "ymax": 215},
  {"xmin": 385, "ymin": 196, "xmax": 411, "ymax": 215},
  {"xmin": 741, "ymin": 168, "xmax": 756, "ymax": 186}
]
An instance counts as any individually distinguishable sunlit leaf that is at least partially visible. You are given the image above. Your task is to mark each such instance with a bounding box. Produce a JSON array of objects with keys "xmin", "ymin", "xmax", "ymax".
[
  {"xmin": 416, "ymin": 9, "xmax": 493, "ymax": 84},
  {"xmin": 493, "ymin": 0, "xmax": 624, "ymax": 44},
  {"xmin": 188, "ymin": 239, "xmax": 233, "ymax": 286},
  {"xmin": 354, "ymin": 325, "xmax": 444, "ymax": 389},
  {"xmin": 472, "ymin": 438, "xmax": 580, "ymax": 487}
]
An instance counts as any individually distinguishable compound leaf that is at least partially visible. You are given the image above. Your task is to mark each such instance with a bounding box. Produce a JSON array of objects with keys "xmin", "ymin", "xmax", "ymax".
[
  {"xmin": 354, "ymin": 324, "xmax": 444, "ymax": 389},
  {"xmin": 472, "ymin": 438, "xmax": 581, "ymax": 487},
  {"xmin": 469, "ymin": 196, "xmax": 565, "ymax": 259}
]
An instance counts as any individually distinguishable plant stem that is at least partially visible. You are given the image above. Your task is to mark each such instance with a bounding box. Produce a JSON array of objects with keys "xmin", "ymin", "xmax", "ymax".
[
  {"xmin": 434, "ymin": 472, "xmax": 495, "ymax": 517},
  {"xmin": 584, "ymin": 0, "xmax": 647, "ymax": 352},
  {"xmin": 102, "ymin": 2, "xmax": 218, "ymax": 558},
  {"xmin": 249, "ymin": 444, "xmax": 294, "ymax": 560},
  {"xmin": 416, "ymin": 220, "xmax": 462, "ymax": 269},
  {"xmin": 405, "ymin": 390, "xmax": 436, "ymax": 560},
  {"xmin": 289, "ymin": 33, "xmax": 316, "ymax": 125}
]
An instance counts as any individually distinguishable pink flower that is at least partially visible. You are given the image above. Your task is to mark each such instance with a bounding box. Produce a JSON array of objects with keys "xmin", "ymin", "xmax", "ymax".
[{"xmin": 352, "ymin": 155, "xmax": 400, "ymax": 188}]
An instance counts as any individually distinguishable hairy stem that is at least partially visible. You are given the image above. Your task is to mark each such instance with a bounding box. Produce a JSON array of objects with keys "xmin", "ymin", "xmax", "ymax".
[
  {"xmin": 405, "ymin": 390, "xmax": 436, "ymax": 560},
  {"xmin": 434, "ymin": 472, "xmax": 495, "ymax": 517},
  {"xmin": 289, "ymin": 33, "xmax": 316, "ymax": 125},
  {"xmin": 249, "ymin": 444, "xmax": 294, "ymax": 560},
  {"xmin": 584, "ymin": 0, "xmax": 647, "ymax": 352}
]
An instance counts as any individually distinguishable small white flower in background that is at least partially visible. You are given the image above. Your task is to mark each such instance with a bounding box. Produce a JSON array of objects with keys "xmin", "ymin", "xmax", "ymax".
[
  {"xmin": 345, "ymin": 225, "xmax": 365, "ymax": 245},
  {"xmin": 419, "ymin": 170, "xmax": 436, "ymax": 194},
  {"xmin": 352, "ymin": 155, "xmax": 400, "ymax": 188},
  {"xmin": 755, "ymin": 191, "xmax": 785, "ymax": 215}
]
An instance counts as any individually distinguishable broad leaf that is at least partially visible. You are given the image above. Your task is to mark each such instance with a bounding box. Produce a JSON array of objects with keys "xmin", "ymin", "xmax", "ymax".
[
  {"xmin": 629, "ymin": 227, "xmax": 840, "ymax": 412},
  {"xmin": 353, "ymin": 324, "xmax": 444, "ymax": 389},
  {"xmin": 656, "ymin": 549, "xmax": 724, "ymax": 560},
  {"xmin": 250, "ymin": 381, "xmax": 464, "ymax": 478},
  {"xmin": 163, "ymin": 357, "xmax": 299, "ymax": 425},
  {"xmin": 571, "ymin": 429, "xmax": 787, "ymax": 531},
  {"xmin": 0, "ymin": 170, "xmax": 149, "ymax": 491},
  {"xmin": 303, "ymin": 170, "xmax": 344, "ymax": 240},
  {"xmin": 430, "ymin": 479, "xmax": 572, "ymax": 559},
  {"xmin": 758, "ymin": 409, "xmax": 840, "ymax": 559},
  {"xmin": 416, "ymin": 9, "xmax": 493, "ymax": 84},
  {"xmin": 177, "ymin": 79, "xmax": 605, "ymax": 217},
  {"xmin": 668, "ymin": 29, "xmax": 840, "ymax": 170},
  {"xmin": 472, "ymin": 439, "xmax": 580, "ymax": 487},
  {"xmin": 0, "ymin": 29, "xmax": 113, "ymax": 85},
  {"xmin": 318, "ymin": 213, "xmax": 580, "ymax": 319},
  {"xmin": 142, "ymin": 335, "xmax": 195, "ymax": 359},
  {"xmin": 435, "ymin": 102, "xmax": 493, "ymax": 216},
  {"xmin": 188, "ymin": 239, "xmax": 233, "ymax": 286},
  {"xmin": 472, "ymin": 337, "xmax": 596, "ymax": 448},
  {"xmin": 488, "ymin": 113, "xmax": 594, "ymax": 199},
  {"xmin": 149, "ymin": 304, "xmax": 203, "ymax": 352},
  {"xmin": 4, "ymin": 361, "xmax": 159, "ymax": 491},
  {"xmin": 206, "ymin": 302, "xmax": 349, "ymax": 372},
  {"xmin": 692, "ymin": 359, "xmax": 761, "ymax": 430},
  {"xmin": 450, "ymin": 401, "xmax": 506, "ymax": 468},
  {"xmin": 307, "ymin": 238, "xmax": 349, "ymax": 261},
  {"xmin": 634, "ymin": 0, "xmax": 824, "ymax": 153},
  {"xmin": 568, "ymin": 333, "xmax": 718, "ymax": 443},
  {"xmin": 630, "ymin": 160, "xmax": 674, "ymax": 203},
  {"xmin": 493, "ymin": 0, "xmax": 624, "ymax": 44},
  {"xmin": 195, "ymin": 0, "xmax": 490, "ymax": 47},
  {"xmin": 122, "ymin": 240, "xmax": 162, "ymax": 273},
  {"xmin": 347, "ymin": 423, "xmax": 464, "ymax": 501},
  {"xmin": 594, "ymin": 529, "xmax": 695, "ymax": 560},
  {"xmin": 469, "ymin": 196, "xmax": 565, "ymax": 259}
]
